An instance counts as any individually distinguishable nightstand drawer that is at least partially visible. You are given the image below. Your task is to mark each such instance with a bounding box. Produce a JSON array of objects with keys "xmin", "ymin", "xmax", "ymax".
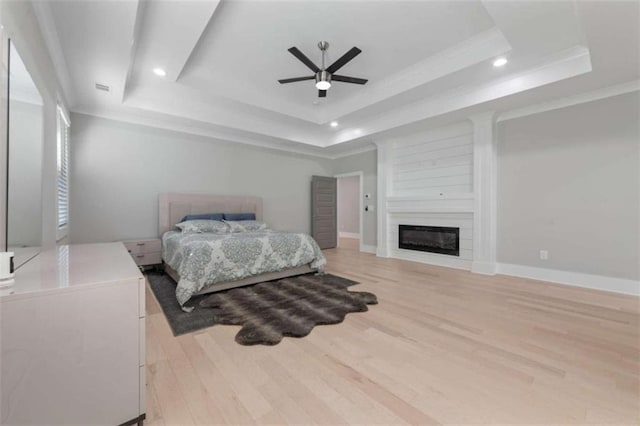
[
  {"xmin": 124, "ymin": 239, "xmax": 161, "ymax": 255},
  {"xmin": 131, "ymin": 252, "xmax": 162, "ymax": 266}
]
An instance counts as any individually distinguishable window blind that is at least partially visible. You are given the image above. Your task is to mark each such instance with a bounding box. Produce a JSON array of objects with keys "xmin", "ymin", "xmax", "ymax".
[{"xmin": 57, "ymin": 106, "xmax": 70, "ymax": 229}]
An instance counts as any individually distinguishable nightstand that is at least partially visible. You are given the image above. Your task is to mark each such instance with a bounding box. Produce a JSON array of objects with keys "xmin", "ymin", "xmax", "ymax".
[{"xmin": 122, "ymin": 238, "xmax": 162, "ymax": 269}]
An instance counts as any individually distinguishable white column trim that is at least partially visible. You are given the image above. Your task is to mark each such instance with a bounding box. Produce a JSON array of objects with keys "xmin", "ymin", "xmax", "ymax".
[
  {"xmin": 334, "ymin": 171, "xmax": 364, "ymax": 253},
  {"xmin": 470, "ymin": 112, "xmax": 497, "ymax": 275},
  {"xmin": 375, "ymin": 140, "xmax": 390, "ymax": 257}
]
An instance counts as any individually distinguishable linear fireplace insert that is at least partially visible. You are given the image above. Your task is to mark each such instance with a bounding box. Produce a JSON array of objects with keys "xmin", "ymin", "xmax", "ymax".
[{"xmin": 398, "ymin": 225, "xmax": 460, "ymax": 256}]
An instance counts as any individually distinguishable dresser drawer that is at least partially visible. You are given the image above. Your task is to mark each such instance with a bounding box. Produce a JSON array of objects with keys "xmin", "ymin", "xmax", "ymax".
[
  {"xmin": 124, "ymin": 239, "xmax": 161, "ymax": 255},
  {"xmin": 131, "ymin": 252, "xmax": 162, "ymax": 266}
]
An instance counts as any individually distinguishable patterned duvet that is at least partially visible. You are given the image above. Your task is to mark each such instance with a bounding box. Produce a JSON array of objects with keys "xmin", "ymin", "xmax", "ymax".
[{"xmin": 162, "ymin": 230, "xmax": 327, "ymax": 309}]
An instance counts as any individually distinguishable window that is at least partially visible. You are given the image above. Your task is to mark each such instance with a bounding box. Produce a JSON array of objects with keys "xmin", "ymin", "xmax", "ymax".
[{"xmin": 56, "ymin": 105, "xmax": 70, "ymax": 238}]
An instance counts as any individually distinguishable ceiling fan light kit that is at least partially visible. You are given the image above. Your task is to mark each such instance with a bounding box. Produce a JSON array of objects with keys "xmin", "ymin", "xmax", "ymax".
[
  {"xmin": 279, "ymin": 41, "xmax": 368, "ymax": 98},
  {"xmin": 315, "ymin": 70, "xmax": 331, "ymax": 90}
]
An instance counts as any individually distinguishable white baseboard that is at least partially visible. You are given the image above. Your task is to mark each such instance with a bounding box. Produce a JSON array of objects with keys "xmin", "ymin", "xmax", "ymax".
[
  {"xmin": 471, "ymin": 261, "xmax": 497, "ymax": 275},
  {"xmin": 339, "ymin": 232, "xmax": 360, "ymax": 239},
  {"xmin": 376, "ymin": 247, "xmax": 389, "ymax": 257},
  {"xmin": 360, "ymin": 244, "xmax": 376, "ymax": 254},
  {"xmin": 496, "ymin": 263, "xmax": 640, "ymax": 296}
]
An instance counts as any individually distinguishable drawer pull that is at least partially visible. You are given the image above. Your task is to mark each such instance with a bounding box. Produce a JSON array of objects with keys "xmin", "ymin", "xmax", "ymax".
[
  {"xmin": 136, "ymin": 255, "xmax": 145, "ymax": 258},
  {"xmin": 136, "ymin": 243, "xmax": 146, "ymax": 246}
]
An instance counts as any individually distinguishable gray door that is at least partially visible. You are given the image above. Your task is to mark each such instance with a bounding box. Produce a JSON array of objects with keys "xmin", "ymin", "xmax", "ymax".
[{"xmin": 311, "ymin": 176, "xmax": 337, "ymax": 249}]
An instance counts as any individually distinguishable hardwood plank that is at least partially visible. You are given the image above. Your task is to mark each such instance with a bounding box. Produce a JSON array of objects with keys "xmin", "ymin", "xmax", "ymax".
[{"xmin": 145, "ymin": 246, "xmax": 640, "ymax": 425}]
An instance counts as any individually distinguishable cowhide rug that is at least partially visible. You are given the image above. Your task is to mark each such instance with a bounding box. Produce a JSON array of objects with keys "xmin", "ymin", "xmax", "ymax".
[{"xmin": 199, "ymin": 273, "xmax": 378, "ymax": 345}]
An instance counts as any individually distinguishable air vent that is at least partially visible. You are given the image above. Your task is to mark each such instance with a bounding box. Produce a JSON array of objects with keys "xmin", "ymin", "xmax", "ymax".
[{"xmin": 95, "ymin": 83, "xmax": 110, "ymax": 92}]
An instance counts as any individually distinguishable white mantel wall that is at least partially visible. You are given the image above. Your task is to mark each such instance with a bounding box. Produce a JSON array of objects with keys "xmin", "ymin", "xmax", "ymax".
[
  {"xmin": 375, "ymin": 120, "xmax": 492, "ymax": 271},
  {"xmin": 375, "ymin": 92, "xmax": 639, "ymax": 295}
]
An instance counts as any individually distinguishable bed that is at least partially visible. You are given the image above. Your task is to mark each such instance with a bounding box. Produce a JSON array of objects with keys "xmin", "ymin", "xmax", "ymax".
[{"xmin": 158, "ymin": 193, "xmax": 326, "ymax": 310}]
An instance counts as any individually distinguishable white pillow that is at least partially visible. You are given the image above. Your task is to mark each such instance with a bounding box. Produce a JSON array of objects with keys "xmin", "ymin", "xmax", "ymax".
[{"xmin": 224, "ymin": 220, "xmax": 268, "ymax": 233}]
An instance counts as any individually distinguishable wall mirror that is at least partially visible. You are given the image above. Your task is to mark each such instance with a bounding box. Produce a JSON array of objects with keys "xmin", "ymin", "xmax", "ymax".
[{"xmin": 7, "ymin": 40, "xmax": 43, "ymax": 269}]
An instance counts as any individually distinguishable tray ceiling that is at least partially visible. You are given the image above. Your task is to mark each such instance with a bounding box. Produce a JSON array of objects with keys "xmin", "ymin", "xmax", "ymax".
[{"xmin": 38, "ymin": 0, "xmax": 639, "ymax": 157}]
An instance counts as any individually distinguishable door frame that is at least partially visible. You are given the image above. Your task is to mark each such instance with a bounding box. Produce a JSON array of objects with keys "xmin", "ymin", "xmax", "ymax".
[{"xmin": 334, "ymin": 171, "xmax": 364, "ymax": 252}]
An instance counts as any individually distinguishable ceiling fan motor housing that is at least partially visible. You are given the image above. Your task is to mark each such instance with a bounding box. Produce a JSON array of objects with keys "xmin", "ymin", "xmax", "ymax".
[{"xmin": 316, "ymin": 70, "xmax": 332, "ymax": 86}]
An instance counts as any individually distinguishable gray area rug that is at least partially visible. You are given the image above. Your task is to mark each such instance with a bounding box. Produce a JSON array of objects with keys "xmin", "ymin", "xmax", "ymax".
[{"xmin": 147, "ymin": 272, "xmax": 377, "ymax": 344}]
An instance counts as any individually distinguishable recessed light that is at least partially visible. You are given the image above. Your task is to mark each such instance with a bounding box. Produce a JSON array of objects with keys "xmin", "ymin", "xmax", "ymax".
[
  {"xmin": 330, "ymin": 121, "xmax": 339, "ymax": 127},
  {"xmin": 153, "ymin": 67, "xmax": 167, "ymax": 77},
  {"xmin": 493, "ymin": 57, "xmax": 508, "ymax": 67}
]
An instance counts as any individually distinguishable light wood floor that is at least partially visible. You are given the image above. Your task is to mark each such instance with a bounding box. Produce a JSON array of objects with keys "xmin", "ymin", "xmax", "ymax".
[{"xmin": 145, "ymin": 246, "xmax": 640, "ymax": 425}]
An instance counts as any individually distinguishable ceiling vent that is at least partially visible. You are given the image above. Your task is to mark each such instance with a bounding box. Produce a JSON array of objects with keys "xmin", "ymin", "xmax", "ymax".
[{"xmin": 95, "ymin": 83, "xmax": 110, "ymax": 92}]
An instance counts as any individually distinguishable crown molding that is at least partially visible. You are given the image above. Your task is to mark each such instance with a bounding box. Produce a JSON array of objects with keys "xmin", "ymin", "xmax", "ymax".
[
  {"xmin": 327, "ymin": 144, "xmax": 377, "ymax": 160},
  {"xmin": 318, "ymin": 27, "xmax": 512, "ymax": 124},
  {"xmin": 497, "ymin": 79, "xmax": 640, "ymax": 122},
  {"xmin": 71, "ymin": 107, "xmax": 337, "ymax": 160},
  {"xmin": 329, "ymin": 45, "xmax": 592, "ymax": 146}
]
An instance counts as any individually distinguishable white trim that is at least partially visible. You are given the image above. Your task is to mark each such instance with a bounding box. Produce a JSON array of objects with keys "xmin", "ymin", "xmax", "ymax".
[
  {"xmin": 72, "ymin": 109, "xmax": 337, "ymax": 160},
  {"xmin": 361, "ymin": 245, "xmax": 377, "ymax": 254},
  {"xmin": 32, "ymin": 1, "xmax": 75, "ymax": 106},
  {"xmin": 496, "ymin": 263, "xmax": 640, "ymax": 296},
  {"xmin": 328, "ymin": 144, "xmax": 377, "ymax": 160},
  {"xmin": 338, "ymin": 232, "xmax": 360, "ymax": 239},
  {"xmin": 470, "ymin": 112, "xmax": 497, "ymax": 275},
  {"xmin": 57, "ymin": 105, "xmax": 70, "ymax": 127},
  {"xmin": 319, "ymin": 27, "xmax": 511, "ymax": 125},
  {"xmin": 121, "ymin": 0, "xmax": 147, "ymax": 103},
  {"xmin": 471, "ymin": 261, "xmax": 497, "ymax": 275},
  {"xmin": 330, "ymin": 46, "xmax": 591, "ymax": 146},
  {"xmin": 335, "ymin": 171, "xmax": 364, "ymax": 253},
  {"xmin": 375, "ymin": 141, "xmax": 390, "ymax": 258},
  {"xmin": 497, "ymin": 79, "xmax": 640, "ymax": 122}
]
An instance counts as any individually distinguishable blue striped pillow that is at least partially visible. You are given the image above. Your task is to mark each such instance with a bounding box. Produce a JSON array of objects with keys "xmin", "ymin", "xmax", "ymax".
[
  {"xmin": 181, "ymin": 213, "xmax": 224, "ymax": 222},
  {"xmin": 223, "ymin": 213, "xmax": 256, "ymax": 221}
]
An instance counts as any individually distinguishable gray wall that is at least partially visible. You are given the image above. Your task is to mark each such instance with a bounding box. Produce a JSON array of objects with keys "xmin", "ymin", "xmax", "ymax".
[
  {"xmin": 497, "ymin": 92, "xmax": 640, "ymax": 280},
  {"xmin": 331, "ymin": 149, "xmax": 377, "ymax": 247},
  {"xmin": 69, "ymin": 113, "xmax": 332, "ymax": 243},
  {"xmin": 7, "ymin": 100, "xmax": 42, "ymax": 247},
  {"xmin": 337, "ymin": 175, "xmax": 360, "ymax": 234}
]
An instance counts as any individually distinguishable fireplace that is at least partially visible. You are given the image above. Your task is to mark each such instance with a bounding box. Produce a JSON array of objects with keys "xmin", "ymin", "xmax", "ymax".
[{"xmin": 398, "ymin": 225, "xmax": 460, "ymax": 256}]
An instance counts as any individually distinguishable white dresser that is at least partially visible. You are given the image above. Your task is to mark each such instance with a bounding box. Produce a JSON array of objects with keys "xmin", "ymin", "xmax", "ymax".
[{"xmin": 0, "ymin": 243, "xmax": 146, "ymax": 426}]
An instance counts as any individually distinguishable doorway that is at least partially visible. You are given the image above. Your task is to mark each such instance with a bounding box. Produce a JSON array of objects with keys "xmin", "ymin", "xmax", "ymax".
[{"xmin": 335, "ymin": 172, "xmax": 363, "ymax": 252}]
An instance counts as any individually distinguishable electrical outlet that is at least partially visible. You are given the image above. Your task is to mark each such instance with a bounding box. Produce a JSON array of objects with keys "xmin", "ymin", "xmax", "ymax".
[{"xmin": 539, "ymin": 250, "xmax": 549, "ymax": 260}]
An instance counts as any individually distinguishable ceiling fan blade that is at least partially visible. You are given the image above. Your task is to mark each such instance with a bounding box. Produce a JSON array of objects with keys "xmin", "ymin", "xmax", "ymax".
[
  {"xmin": 332, "ymin": 75, "xmax": 368, "ymax": 85},
  {"xmin": 288, "ymin": 47, "xmax": 320, "ymax": 73},
  {"xmin": 278, "ymin": 76, "xmax": 315, "ymax": 84},
  {"xmin": 326, "ymin": 47, "xmax": 362, "ymax": 74},
  {"xmin": 318, "ymin": 90, "xmax": 327, "ymax": 98}
]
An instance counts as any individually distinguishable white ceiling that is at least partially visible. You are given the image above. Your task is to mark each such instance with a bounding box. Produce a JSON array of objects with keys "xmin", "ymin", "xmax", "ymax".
[{"xmin": 37, "ymin": 0, "xmax": 639, "ymax": 157}]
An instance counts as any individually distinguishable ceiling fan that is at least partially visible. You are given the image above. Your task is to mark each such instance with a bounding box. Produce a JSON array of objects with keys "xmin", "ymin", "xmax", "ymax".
[{"xmin": 278, "ymin": 41, "xmax": 368, "ymax": 98}]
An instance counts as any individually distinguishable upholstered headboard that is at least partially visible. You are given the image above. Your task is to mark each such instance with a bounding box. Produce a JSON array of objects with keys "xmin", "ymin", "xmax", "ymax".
[{"xmin": 158, "ymin": 193, "xmax": 263, "ymax": 236}]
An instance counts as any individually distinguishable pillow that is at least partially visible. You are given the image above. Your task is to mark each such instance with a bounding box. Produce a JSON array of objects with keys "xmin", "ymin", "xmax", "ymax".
[
  {"xmin": 224, "ymin": 220, "xmax": 268, "ymax": 233},
  {"xmin": 223, "ymin": 213, "xmax": 256, "ymax": 221},
  {"xmin": 175, "ymin": 220, "xmax": 229, "ymax": 234},
  {"xmin": 181, "ymin": 213, "xmax": 224, "ymax": 222}
]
